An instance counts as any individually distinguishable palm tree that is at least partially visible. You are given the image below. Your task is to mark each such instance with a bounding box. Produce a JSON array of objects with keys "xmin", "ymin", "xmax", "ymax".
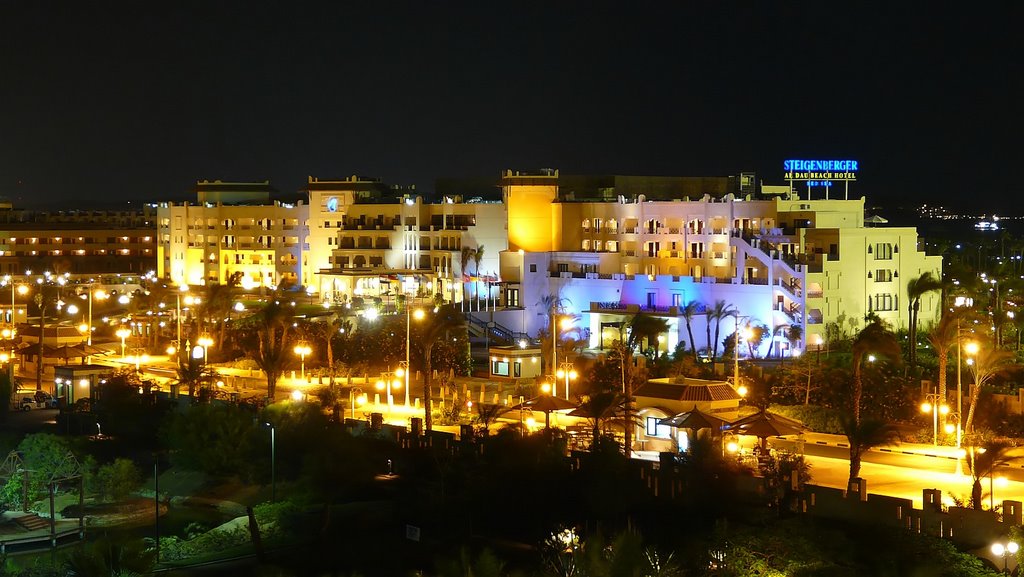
[
  {"xmin": 474, "ymin": 403, "xmax": 510, "ymax": 436},
  {"xmin": 785, "ymin": 324, "xmax": 803, "ymax": 359},
  {"xmin": 418, "ymin": 304, "xmax": 466, "ymax": 432},
  {"xmin": 841, "ymin": 416, "xmax": 901, "ymax": 490},
  {"xmin": 680, "ymin": 301, "xmax": 701, "ymax": 362},
  {"xmin": 963, "ymin": 347, "xmax": 1017, "ymax": 434},
  {"xmin": 967, "ymin": 439, "xmax": 1018, "ymax": 510},
  {"xmin": 459, "ymin": 246, "xmax": 475, "ymax": 310},
  {"xmin": 850, "ymin": 319, "xmax": 901, "ymax": 424},
  {"xmin": 575, "ymin": 389, "xmax": 627, "ymax": 448},
  {"xmin": 628, "ymin": 314, "xmax": 670, "ymax": 358},
  {"xmin": 906, "ymin": 271, "xmax": 942, "ymax": 367},
  {"xmin": 251, "ymin": 300, "xmax": 294, "ymax": 400},
  {"xmin": 173, "ymin": 357, "xmax": 218, "ymax": 398},
  {"xmin": 926, "ymin": 312, "xmax": 960, "ymax": 410},
  {"xmin": 709, "ymin": 300, "xmax": 737, "ymax": 361},
  {"xmin": 473, "ymin": 244, "xmax": 485, "ymax": 306},
  {"xmin": 307, "ymin": 312, "xmax": 349, "ymax": 389}
]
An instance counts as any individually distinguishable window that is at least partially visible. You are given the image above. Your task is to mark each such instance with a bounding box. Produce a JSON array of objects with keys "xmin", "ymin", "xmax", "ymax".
[
  {"xmin": 594, "ymin": 240, "xmax": 602, "ymax": 252},
  {"xmin": 646, "ymin": 417, "xmax": 671, "ymax": 438},
  {"xmin": 672, "ymin": 293, "xmax": 682, "ymax": 307},
  {"xmin": 874, "ymin": 243, "xmax": 893, "ymax": 260},
  {"xmin": 529, "ymin": 264, "xmax": 537, "ymax": 273},
  {"xmin": 875, "ymin": 269, "xmax": 893, "ymax": 282},
  {"xmin": 607, "ymin": 240, "xmax": 618, "ymax": 252},
  {"xmin": 582, "ymin": 240, "xmax": 590, "ymax": 251},
  {"xmin": 871, "ymin": 294, "xmax": 897, "ymax": 311},
  {"xmin": 492, "ymin": 361, "xmax": 509, "ymax": 376},
  {"xmin": 557, "ymin": 263, "xmax": 569, "ymax": 273},
  {"xmin": 593, "ymin": 218, "xmax": 602, "ymax": 231}
]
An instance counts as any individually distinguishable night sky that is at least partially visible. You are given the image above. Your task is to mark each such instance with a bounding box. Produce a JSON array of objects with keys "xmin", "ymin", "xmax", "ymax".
[{"xmin": 1, "ymin": 2, "xmax": 1021, "ymax": 211}]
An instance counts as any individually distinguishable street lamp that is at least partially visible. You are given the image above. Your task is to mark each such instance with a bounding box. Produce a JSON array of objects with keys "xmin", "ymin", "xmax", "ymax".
[
  {"xmin": 375, "ymin": 371, "xmax": 402, "ymax": 412},
  {"xmin": 263, "ymin": 422, "xmax": 276, "ymax": 503},
  {"xmin": 116, "ymin": 327, "xmax": 131, "ymax": 359},
  {"xmin": 349, "ymin": 387, "xmax": 366, "ymax": 420},
  {"xmin": 404, "ymin": 307, "xmax": 425, "ymax": 406},
  {"xmin": 920, "ymin": 390, "xmax": 949, "ymax": 447},
  {"xmin": 991, "ymin": 539, "xmax": 1018, "ymax": 574},
  {"xmin": 197, "ymin": 336, "xmax": 213, "ymax": 365},
  {"xmin": 555, "ymin": 360, "xmax": 577, "ymax": 401},
  {"xmin": 293, "ymin": 343, "xmax": 311, "ymax": 380},
  {"xmin": 175, "ymin": 284, "xmax": 190, "ymax": 359}
]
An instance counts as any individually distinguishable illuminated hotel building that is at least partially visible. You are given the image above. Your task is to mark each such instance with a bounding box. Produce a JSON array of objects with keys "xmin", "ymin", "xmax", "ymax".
[
  {"xmin": 0, "ymin": 202, "xmax": 156, "ymax": 276},
  {"xmin": 495, "ymin": 169, "xmax": 942, "ymax": 356},
  {"xmin": 155, "ymin": 168, "xmax": 941, "ymax": 357},
  {"xmin": 157, "ymin": 180, "xmax": 307, "ymax": 288},
  {"xmin": 312, "ymin": 176, "xmax": 506, "ymax": 304},
  {"xmin": 157, "ymin": 178, "xmax": 507, "ymax": 299}
]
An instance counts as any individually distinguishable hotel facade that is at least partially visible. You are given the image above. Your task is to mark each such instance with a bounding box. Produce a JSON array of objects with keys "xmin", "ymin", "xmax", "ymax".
[{"xmin": 155, "ymin": 169, "xmax": 941, "ymax": 357}]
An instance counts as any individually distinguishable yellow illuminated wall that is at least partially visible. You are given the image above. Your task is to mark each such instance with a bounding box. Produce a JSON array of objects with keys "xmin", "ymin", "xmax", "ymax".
[{"xmin": 503, "ymin": 175, "xmax": 557, "ymax": 252}]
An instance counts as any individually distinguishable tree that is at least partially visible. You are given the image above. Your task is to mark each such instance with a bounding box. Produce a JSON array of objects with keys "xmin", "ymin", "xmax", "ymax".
[
  {"xmin": 417, "ymin": 305, "xmax": 466, "ymax": 432},
  {"xmin": 842, "ymin": 416, "xmax": 901, "ymax": 489},
  {"xmin": 851, "ymin": 319, "xmax": 901, "ymax": 424},
  {"xmin": 473, "ymin": 244, "xmax": 485, "ymax": 304},
  {"xmin": 305, "ymin": 312, "xmax": 349, "ymax": 389},
  {"xmin": 785, "ymin": 324, "xmax": 803, "ymax": 359},
  {"xmin": 963, "ymin": 347, "xmax": 1017, "ymax": 434},
  {"xmin": 926, "ymin": 312, "xmax": 960, "ymax": 411},
  {"xmin": 627, "ymin": 314, "xmax": 669, "ymax": 358},
  {"xmin": 574, "ymin": 389, "xmax": 627, "ymax": 448},
  {"xmin": 709, "ymin": 300, "xmax": 737, "ymax": 360},
  {"xmin": 250, "ymin": 300, "xmax": 294, "ymax": 400},
  {"xmin": 967, "ymin": 439, "xmax": 1018, "ymax": 510},
  {"xmin": 460, "ymin": 246, "xmax": 475, "ymax": 308},
  {"xmin": 907, "ymin": 271, "xmax": 943, "ymax": 367},
  {"xmin": 680, "ymin": 301, "xmax": 701, "ymax": 361},
  {"xmin": 172, "ymin": 357, "xmax": 219, "ymax": 398}
]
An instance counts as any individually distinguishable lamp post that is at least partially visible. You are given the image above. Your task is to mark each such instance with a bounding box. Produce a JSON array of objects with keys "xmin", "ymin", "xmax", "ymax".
[
  {"xmin": 116, "ymin": 327, "xmax": 131, "ymax": 359},
  {"xmin": 376, "ymin": 371, "xmax": 401, "ymax": 413},
  {"xmin": 197, "ymin": 336, "xmax": 213, "ymax": 365},
  {"xmin": 293, "ymin": 343, "xmax": 311, "ymax": 381},
  {"xmin": 991, "ymin": 539, "xmax": 1018, "ymax": 574},
  {"xmin": 920, "ymin": 390, "xmax": 949, "ymax": 447},
  {"xmin": 349, "ymin": 387, "xmax": 365, "ymax": 420},
  {"xmin": 263, "ymin": 422, "xmax": 275, "ymax": 502},
  {"xmin": 404, "ymin": 307, "xmax": 424, "ymax": 407},
  {"xmin": 556, "ymin": 360, "xmax": 577, "ymax": 401}
]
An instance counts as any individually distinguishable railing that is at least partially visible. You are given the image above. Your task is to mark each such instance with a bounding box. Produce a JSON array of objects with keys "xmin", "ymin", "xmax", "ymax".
[{"xmin": 465, "ymin": 314, "xmax": 529, "ymax": 345}]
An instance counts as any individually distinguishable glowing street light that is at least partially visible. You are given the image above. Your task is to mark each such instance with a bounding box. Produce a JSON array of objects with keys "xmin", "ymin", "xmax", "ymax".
[
  {"xmin": 293, "ymin": 343, "xmax": 312, "ymax": 380},
  {"xmin": 375, "ymin": 370, "xmax": 402, "ymax": 412},
  {"xmin": 920, "ymin": 390, "xmax": 949, "ymax": 447},
  {"xmin": 556, "ymin": 360, "xmax": 578, "ymax": 401},
  {"xmin": 991, "ymin": 540, "xmax": 1018, "ymax": 574},
  {"xmin": 116, "ymin": 327, "xmax": 131, "ymax": 358},
  {"xmin": 197, "ymin": 335, "xmax": 213, "ymax": 365}
]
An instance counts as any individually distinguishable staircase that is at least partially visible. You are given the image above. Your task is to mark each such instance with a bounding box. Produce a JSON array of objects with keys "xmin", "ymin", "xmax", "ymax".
[
  {"xmin": 14, "ymin": 513, "xmax": 49, "ymax": 531},
  {"xmin": 465, "ymin": 314, "xmax": 529, "ymax": 346}
]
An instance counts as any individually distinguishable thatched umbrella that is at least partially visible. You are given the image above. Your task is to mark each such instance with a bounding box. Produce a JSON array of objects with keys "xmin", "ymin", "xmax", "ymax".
[{"xmin": 510, "ymin": 395, "xmax": 577, "ymax": 429}]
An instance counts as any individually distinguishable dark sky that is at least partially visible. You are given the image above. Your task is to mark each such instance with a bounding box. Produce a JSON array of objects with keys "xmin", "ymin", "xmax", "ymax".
[{"xmin": 1, "ymin": 2, "xmax": 1021, "ymax": 212}]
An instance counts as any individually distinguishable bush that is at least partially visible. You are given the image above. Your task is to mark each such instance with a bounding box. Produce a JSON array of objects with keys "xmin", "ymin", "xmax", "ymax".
[
  {"xmin": 96, "ymin": 458, "xmax": 142, "ymax": 501},
  {"xmin": 771, "ymin": 404, "xmax": 844, "ymax": 434},
  {"xmin": 224, "ymin": 357, "xmax": 260, "ymax": 371}
]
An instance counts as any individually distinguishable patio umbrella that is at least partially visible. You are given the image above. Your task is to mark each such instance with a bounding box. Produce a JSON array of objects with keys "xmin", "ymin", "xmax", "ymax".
[
  {"xmin": 510, "ymin": 395, "xmax": 577, "ymax": 429},
  {"xmin": 659, "ymin": 405, "xmax": 731, "ymax": 432},
  {"xmin": 49, "ymin": 344, "xmax": 86, "ymax": 365},
  {"xmin": 725, "ymin": 410, "xmax": 805, "ymax": 450},
  {"xmin": 77, "ymin": 343, "xmax": 109, "ymax": 356},
  {"xmin": 17, "ymin": 342, "xmax": 56, "ymax": 362}
]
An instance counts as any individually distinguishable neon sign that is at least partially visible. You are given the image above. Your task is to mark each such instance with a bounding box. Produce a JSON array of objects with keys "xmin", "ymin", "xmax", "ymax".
[{"xmin": 784, "ymin": 159, "xmax": 858, "ymax": 183}]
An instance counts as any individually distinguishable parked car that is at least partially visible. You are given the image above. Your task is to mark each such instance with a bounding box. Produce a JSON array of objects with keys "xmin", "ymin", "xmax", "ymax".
[{"xmin": 17, "ymin": 391, "xmax": 56, "ymax": 410}]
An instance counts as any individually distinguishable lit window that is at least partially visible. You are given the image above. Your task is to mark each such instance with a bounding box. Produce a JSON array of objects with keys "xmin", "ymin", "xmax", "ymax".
[{"xmin": 646, "ymin": 417, "xmax": 671, "ymax": 438}]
